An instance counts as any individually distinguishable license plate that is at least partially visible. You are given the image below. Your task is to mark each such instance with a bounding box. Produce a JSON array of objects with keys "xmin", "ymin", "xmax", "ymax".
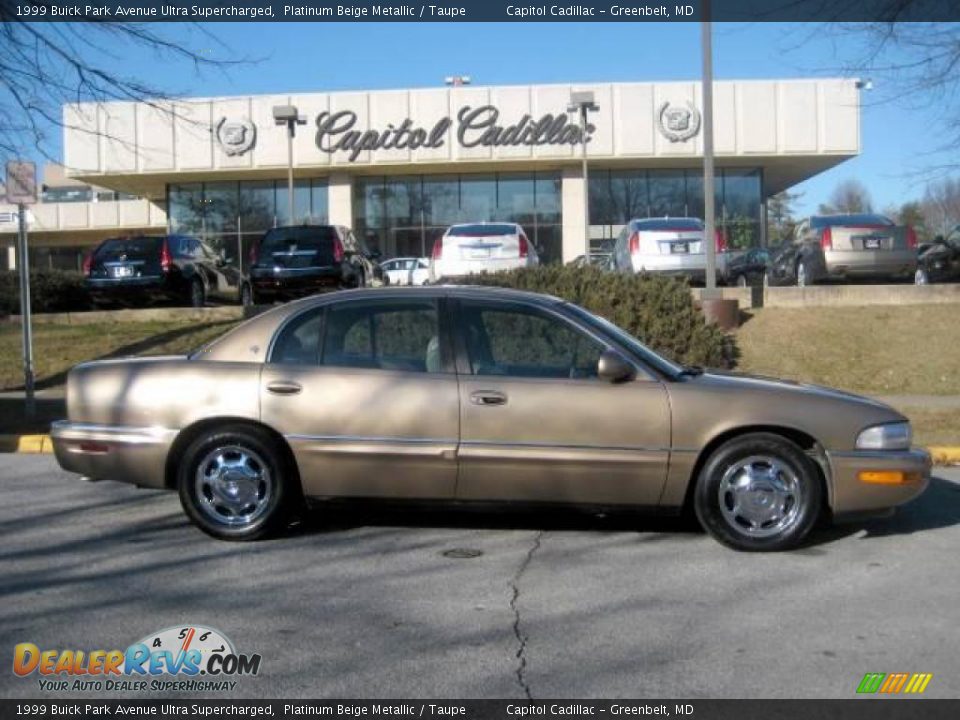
[
  {"xmin": 111, "ymin": 265, "xmax": 134, "ymax": 278},
  {"xmin": 670, "ymin": 242, "xmax": 689, "ymax": 254},
  {"xmin": 863, "ymin": 237, "xmax": 881, "ymax": 249},
  {"xmin": 467, "ymin": 248, "xmax": 491, "ymax": 259}
]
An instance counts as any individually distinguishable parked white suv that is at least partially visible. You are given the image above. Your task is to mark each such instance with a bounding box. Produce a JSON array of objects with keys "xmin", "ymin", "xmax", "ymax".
[
  {"xmin": 381, "ymin": 257, "xmax": 430, "ymax": 286},
  {"xmin": 611, "ymin": 217, "xmax": 729, "ymax": 282},
  {"xmin": 429, "ymin": 222, "xmax": 538, "ymax": 282}
]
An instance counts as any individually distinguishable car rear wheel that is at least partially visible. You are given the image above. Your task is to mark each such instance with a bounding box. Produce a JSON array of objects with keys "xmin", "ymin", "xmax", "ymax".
[
  {"xmin": 796, "ymin": 260, "xmax": 810, "ymax": 287},
  {"xmin": 915, "ymin": 268, "xmax": 930, "ymax": 285},
  {"xmin": 189, "ymin": 278, "xmax": 206, "ymax": 308},
  {"xmin": 178, "ymin": 424, "xmax": 299, "ymax": 541},
  {"xmin": 693, "ymin": 432, "xmax": 823, "ymax": 551}
]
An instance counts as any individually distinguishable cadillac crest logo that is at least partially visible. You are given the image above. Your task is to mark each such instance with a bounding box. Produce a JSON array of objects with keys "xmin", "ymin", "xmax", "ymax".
[
  {"xmin": 215, "ymin": 117, "xmax": 257, "ymax": 156},
  {"xmin": 657, "ymin": 101, "xmax": 701, "ymax": 143}
]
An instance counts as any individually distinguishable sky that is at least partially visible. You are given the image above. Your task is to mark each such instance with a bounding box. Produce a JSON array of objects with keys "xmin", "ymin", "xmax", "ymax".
[{"xmin": 36, "ymin": 21, "xmax": 952, "ymax": 216}]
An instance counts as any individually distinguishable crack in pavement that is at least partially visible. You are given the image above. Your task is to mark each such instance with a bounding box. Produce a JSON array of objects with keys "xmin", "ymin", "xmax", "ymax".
[{"xmin": 509, "ymin": 530, "xmax": 544, "ymax": 701}]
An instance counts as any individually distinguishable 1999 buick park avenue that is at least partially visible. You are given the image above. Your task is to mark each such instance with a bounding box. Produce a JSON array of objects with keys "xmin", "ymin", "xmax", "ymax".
[{"xmin": 51, "ymin": 286, "xmax": 929, "ymax": 551}]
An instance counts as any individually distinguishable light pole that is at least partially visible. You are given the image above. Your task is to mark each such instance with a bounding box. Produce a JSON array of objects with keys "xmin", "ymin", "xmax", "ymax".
[
  {"xmin": 568, "ymin": 91, "xmax": 599, "ymax": 261},
  {"xmin": 273, "ymin": 105, "xmax": 307, "ymax": 225},
  {"xmin": 701, "ymin": 8, "xmax": 717, "ymax": 295}
]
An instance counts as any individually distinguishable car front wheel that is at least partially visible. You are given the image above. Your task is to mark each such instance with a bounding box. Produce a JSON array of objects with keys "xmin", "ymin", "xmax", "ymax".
[
  {"xmin": 693, "ymin": 432, "xmax": 823, "ymax": 551},
  {"xmin": 915, "ymin": 268, "xmax": 930, "ymax": 285},
  {"xmin": 178, "ymin": 424, "xmax": 299, "ymax": 540},
  {"xmin": 189, "ymin": 278, "xmax": 206, "ymax": 307},
  {"xmin": 796, "ymin": 260, "xmax": 810, "ymax": 287}
]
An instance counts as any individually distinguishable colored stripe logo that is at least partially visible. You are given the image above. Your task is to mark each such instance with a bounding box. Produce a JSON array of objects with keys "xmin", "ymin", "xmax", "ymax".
[{"xmin": 857, "ymin": 673, "xmax": 933, "ymax": 694}]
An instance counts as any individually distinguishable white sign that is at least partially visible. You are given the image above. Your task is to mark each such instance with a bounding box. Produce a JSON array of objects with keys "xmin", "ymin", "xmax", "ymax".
[{"xmin": 5, "ymin": 161, "xmax": 38, "ymax": 205}]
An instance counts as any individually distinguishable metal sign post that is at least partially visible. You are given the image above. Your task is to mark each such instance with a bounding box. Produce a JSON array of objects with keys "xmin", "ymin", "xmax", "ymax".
[{"xmin": 5, "ymin": 161, "xmax": 38, "ymax": 417}]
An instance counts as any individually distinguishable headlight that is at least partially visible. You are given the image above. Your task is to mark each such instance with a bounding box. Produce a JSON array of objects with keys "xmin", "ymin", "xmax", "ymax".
[{"xmin": 856, "ymin": 422, "xmax": 912, "ymax": 451}]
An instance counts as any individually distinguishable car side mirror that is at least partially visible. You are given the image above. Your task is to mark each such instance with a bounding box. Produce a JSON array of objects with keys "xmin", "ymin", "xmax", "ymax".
[{"xmin": 598, "ymin": 349, "xmax": 636, "ymax": 383}]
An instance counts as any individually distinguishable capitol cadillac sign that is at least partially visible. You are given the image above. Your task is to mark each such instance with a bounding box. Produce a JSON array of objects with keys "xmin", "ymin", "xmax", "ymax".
[{"xmin": 314, "ymin": 105, "xmax": 595, "ymax": 161}]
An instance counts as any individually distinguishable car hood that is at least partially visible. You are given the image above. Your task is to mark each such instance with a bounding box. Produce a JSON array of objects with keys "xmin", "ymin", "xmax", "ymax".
[{"xmin": 691, "ymin": 369, "xmax": 898, "ymax": 413}]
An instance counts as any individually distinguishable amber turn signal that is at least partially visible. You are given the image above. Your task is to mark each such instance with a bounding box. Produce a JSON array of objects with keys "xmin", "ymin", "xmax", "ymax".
[{"xmin": 858, "ymin": 470, "xmax": 922, "ymax": 485}]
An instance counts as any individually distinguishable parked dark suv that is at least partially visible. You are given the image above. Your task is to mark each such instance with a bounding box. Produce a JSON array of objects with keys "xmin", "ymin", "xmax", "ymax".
[
  {"xmin": 248, "ymin": 225, "xmax": 384, "ymax": 304},
  {"xmin": 84, "ymin": 234, "xmax": 245, "ymax": 308}
]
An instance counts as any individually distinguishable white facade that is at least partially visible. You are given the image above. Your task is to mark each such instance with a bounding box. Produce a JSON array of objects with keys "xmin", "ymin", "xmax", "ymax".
[{"xmin": 2, "ymin": 78, "xmax": 860, "ymax": 266}]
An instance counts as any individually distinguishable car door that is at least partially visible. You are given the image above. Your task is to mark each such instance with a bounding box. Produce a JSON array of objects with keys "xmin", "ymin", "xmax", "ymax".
[
  {"xmin": 260, "ymin": 295, "xmax": 459, "ymax": 499},
  {"xmin": 452, "ymin": 297, "xmax": 671, "ymax": 506}
]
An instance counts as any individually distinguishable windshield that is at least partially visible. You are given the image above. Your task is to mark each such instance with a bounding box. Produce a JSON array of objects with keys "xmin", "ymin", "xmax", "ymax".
[
  {"xmin": 634, "ymin": 218, "xmax": 703, "ymax": 232},
  {"xmin": 447, "ymin": 224, "xmax": 517, "ymax": 237},
  {"xmin": 261, "ymin": 227, "xmax": 338, "ymax": 253},
  {"xmin": 563, "ymin": 303, "xmax": 684, "ymax": 377},
  {"xmin": 94, "ymin": 236, "xmax": 163, "ymax": 260},
  {"xmin": 812, "ymin": 214, "xmax": 894, "ymax": 228}
]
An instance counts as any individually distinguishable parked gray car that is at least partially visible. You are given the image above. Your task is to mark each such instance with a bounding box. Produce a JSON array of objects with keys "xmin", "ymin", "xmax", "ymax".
[{"xmin": 778, "ymin": 214, "xmax": 918, "ymax": 287}]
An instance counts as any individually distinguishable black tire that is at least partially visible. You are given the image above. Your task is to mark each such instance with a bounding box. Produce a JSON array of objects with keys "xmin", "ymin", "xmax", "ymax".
[
  {"xmin": 693, "ymin": 432, "xmax": 823, "ymax": 552},
  {"xmin": 355, "ymin": 269, "xmax": 366, "ymax": 289},
  {"xmin": 240, "ymin": 283, "xmax": 254, "ymax": 307},
  {"xmin": 178, "ymin": 424, "xmax": 300, "ymax": 541},
  {"xmin": 189, "ymin": 278, "xmax": 206, "ymax": 308}
]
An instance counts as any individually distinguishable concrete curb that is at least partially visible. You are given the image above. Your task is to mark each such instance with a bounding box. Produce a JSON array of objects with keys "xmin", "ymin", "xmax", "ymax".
[
  {"xmin": 0, "ymin": 434, "xmax": 54, "ymax": 454},
  {"xmin": 2, "ymin": 433, "xmax": 959, "ymax": 465}
]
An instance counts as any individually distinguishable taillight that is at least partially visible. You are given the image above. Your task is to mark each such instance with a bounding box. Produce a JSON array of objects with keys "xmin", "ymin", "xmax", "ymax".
[
  {"xmin": 332, "ymin": 237, "xmax": 345, "ymax": 263},
  {"xmin": 518, "ymin": 234, "xmax": 529, "ymax": 258},
  {"xmin": 821, "ymin": 226, "xmax": 833, "ymax": 250},
  {"xmin": 82, "ymin": 252, "xmax": 93, "ymax": 276},
  {"xmin": 715, "ymin": 228, "xmax": 727, "ymax": 253},
  {"xmin": 628, "ymin": 232, "xmax": 639, "ymax": 254},
  {"xmin": 160, "ymin": 240, "xmax": 172, "ymax": 273},
  {"xmin": 906, "ymin": 226, "xmax": 918, "ymax": 249},
  {"xmin": 431, "ymin": 237, "xmax": 443, "ymax": 261},
  {"xmin": 248, "ymin": 242, "xmax": 259, "ymax": 267}
]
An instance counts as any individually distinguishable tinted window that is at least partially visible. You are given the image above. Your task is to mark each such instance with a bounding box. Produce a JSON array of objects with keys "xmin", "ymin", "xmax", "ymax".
[
  {"xmin": 322, "ymin": 301, "xmax": 441, "ymax": 373},
  {"xmin": 634, "ymin": 218, "xmax": 704, "ymax": 232},
  {"xmin": 460, "ymin": 301, "xmax": 605, "ymax": 379},
  {"xmin": 811, "ymin": 214, "xmax": 894, "ymax": 228},
  {"xmin": 448, "ymin": 224, "xmax": 517, "ymax": 237},
  {"xmin": 271, "ymin": 310, "xmax": 324, "ymax": 366},
  {"xmin": 94, "ymin": 236, "xmax": 164, "ymax": 261}
]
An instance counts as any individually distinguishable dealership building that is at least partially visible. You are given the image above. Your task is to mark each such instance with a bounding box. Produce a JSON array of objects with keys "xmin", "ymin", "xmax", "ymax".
[{"xmin": 0, "ymin": 78, "xmax": 861, "ymax": 270}]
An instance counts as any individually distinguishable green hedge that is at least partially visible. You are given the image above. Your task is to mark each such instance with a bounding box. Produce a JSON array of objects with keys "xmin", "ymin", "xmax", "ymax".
[
  {"xmin": 0, "ymin": 270, "xmax": 90, "ymax": 316},
  {"xmin": 450, "ymin": 266, "xmax": 737, "ymax": 369}
]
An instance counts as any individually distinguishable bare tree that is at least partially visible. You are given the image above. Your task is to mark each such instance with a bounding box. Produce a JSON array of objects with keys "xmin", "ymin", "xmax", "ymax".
[
  {"xmin": 922, "ymin": 176, "xmax": 960, "ymax": 236},
  {"xmin": 0, "ymin": 1, "xmax": 239, "ymax": 164},
  {"xmin": 819, "ymin": 179, "xmax": 874, "ymax": 214}
]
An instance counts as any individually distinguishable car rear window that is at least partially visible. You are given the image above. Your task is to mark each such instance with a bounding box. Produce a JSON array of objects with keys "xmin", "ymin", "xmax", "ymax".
[
  {"xmin": 260, "ymin": 227, "xmax": 339, "ymax": 256},
  {"xmin": 811, "ymin": 214, "xmax": 894, "ymax": 228},
  {"xmin": 447, "ymin": 224, "xmax": 517, "ymax": 237},
  {"xmin": 94, "ymin": 236, "xmax": 164, "ymax": 260},
  {"xmin": 634, "ymin": 218, "xmax": 704, "ymax": 231}
]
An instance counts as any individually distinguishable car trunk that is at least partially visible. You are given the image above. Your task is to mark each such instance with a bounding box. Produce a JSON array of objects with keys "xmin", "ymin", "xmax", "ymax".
[
  {"xmin": 827, "ymin": 225, "xmax": 909, "ymax": 252},
  {"xmin": 259, "ymin": 228, "xmax": 340, "ymax": 269},
  {"xmin": 91, "ymin": 237, "xmax": 165, "ymax": 279},
  {"xmin": 637, "ymin": 229, "xmax": 706, "ymax": 256},
  {"xmin": 446, "ymin": 225, "xmax": 520, "ymax": 261}
]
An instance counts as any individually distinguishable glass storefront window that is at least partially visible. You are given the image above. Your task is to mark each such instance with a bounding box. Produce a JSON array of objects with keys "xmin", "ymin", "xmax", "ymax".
[
  {"xmin": 648, "ymin": 170, "xmax": 686, "ymax": 218},
  {"xmin": 276, "ymin": 179, "xmax": 313, "ymax": 226},
  {"xmin": 168, "ymin": 183, "xmax": 204, "ymax": 235}
]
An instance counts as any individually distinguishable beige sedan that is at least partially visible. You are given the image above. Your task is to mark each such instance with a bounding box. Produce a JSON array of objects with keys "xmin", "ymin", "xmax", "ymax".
[{"xmin": 52, "ymin": 287, "xmax": 929, "ymax": 551}]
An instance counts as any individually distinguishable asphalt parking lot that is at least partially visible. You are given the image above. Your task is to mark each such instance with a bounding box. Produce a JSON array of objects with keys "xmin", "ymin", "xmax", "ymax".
[{"xmin": 2, "ymin": 455, "xmax": 959, "ymax": 700}]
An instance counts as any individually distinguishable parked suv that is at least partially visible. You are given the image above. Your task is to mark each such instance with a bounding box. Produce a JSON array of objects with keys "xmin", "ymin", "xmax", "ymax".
[
  {"xmin": 429, "ymin": 222, "xmax": 538, "ymax": 282},
  {"xmin": 767, "ymin": 214, "xmax": 918, "ymax": 286},
  {"xmin": 611, "ymin": 217, "xmax": 729, "ymax": 283},
  {"xmin": 84, "ymin": 234, "xmax": 244, "ymax": 308},
  {"xmin": 248, "ymin": 225, "xmax": 383, "ymax": 304}
]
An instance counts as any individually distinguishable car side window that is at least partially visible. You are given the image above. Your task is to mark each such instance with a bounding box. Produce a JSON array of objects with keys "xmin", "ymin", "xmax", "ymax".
[
  {"xmin": 271, "ymin": 310, "xmax": 324, "ymax": 366},
  {"xmin": 460, "ymin": 301, "xmax": 605, "ymax": 380},
  {"xmin": 322, "ymin": 301, "xmax": 442, "ymax": 373}
]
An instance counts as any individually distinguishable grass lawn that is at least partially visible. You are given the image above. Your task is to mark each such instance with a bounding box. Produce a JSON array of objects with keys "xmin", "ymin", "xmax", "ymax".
[
  {"xmin": 734, "ymin": 304, "xmax": 960, "ymax": 396},
  {"xmin": 0, "ymin": 319, "xmax": 241, "ymax": 392}
]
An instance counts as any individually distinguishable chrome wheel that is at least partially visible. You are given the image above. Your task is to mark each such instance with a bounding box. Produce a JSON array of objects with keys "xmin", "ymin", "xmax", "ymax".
[
  {"xmin": 736, "ymin": 275, "xmax": 747, "ymax": 288},
  {"xmin": 718, "ymin": 455, "xmax": 802, "ymax": 538},
  {"xmin": 194, "ymin": 445, "xmax": 273, "ymax": 527},
  {"xmin": 915, "ymin": 268, "xmax": 929, "ymax": 285}
]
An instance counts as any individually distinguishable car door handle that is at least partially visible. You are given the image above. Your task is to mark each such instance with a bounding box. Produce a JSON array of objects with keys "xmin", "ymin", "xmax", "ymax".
[
  {"xmin": 470, "ymin": 390, "xmax": 507, "ymax": 406},
  {"xmin": 266, "ymin": 380, "xmax": 302, "ymax": 396}
]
